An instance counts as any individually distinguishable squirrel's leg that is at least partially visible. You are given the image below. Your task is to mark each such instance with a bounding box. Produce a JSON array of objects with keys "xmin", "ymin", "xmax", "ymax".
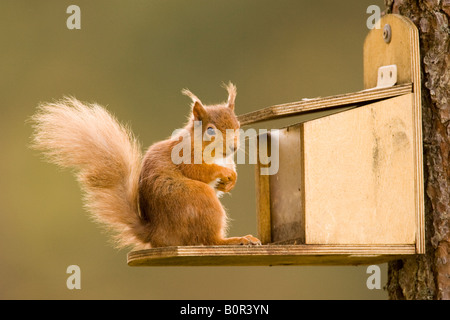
[{"xmin": 178, "ymin": 170, "xmax": 260, "ymax": 246}]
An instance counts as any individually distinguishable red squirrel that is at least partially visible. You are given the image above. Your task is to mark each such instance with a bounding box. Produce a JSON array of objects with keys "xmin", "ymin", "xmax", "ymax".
[{"xmin": 31, "ymin": 83, "xmax": 261, "ymax": 250}]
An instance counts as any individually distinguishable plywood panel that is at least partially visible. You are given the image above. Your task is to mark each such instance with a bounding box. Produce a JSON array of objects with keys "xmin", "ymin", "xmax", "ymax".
[
  {"xmin": 268, "ymin": 125, "xmax": 304, "ymax": 243},
  {"xmin": 303, "ymin": 94, "xmax": 416, "ymax": 245},
  {"xmin": 238, "ymin": 83, "xmax": 412, "ymax": 126},
  {"xmin": 255, "ymin": 133, "xmax": 272, "ymax": 244},
  {"xmin": 127, "ymin": 244, "xmax": 416, "ymax": 266},
  {"xmin": 363, "ymin": 14, "xmax": 424, "ymax": 253},
  {"xmin": 363, "ymin": 14, "xmax": 417, "ymax": 89}
]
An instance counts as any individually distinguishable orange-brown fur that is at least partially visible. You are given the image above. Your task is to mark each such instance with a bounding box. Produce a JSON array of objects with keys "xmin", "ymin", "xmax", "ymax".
[{"xmin": 31, "ymin": 83, "xmax": 260, "ymax": 250}]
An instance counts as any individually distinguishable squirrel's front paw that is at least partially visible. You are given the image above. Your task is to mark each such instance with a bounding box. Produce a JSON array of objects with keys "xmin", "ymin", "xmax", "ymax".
[
  {"xmin": 216, "ymin": 178, "xmax": 236, "ymax": 193},
  {"xmin": 216, "ymin": 169, "xmax": 237, "ymax": 193}
]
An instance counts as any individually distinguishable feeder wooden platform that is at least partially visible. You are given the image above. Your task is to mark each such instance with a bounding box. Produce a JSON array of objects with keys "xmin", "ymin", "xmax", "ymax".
[{"xmin": 127, "ymin": 244, "xmax": 416, "ymax": 267}]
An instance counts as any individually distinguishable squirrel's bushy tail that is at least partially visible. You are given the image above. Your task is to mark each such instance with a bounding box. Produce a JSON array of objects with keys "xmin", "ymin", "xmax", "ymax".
[{"xmin": 31, "ymin": 97, "xmax": 149, "ymax": 249}]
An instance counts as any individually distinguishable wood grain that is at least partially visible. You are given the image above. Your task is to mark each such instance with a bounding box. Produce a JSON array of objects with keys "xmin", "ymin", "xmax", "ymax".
[
  {"xmin": 255, "ymin": 133, "xmax": 272, "ymax": 244},
  {"xmin": 237, "ymin": 83, "xmax": 412, "ymax": 126},
  {"xmin": 268, "ymin": 124, "xmax": 304, "ymax": 243},
  {"xmin": 363, "ymin": 14, "xmax": 424, "ymax": 253},
  {"xmin": 127, "ymin": 244, "xmax": 416, "ymax": 266},
  {"xmin": 302, "ymin": 94, "xmax": 416, "ymax": 245}
]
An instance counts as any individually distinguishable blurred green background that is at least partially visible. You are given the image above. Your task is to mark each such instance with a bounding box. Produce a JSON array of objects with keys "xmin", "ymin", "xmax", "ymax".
[{"xmin": 0, "ymin": 0, "xmax": 387, "ymax": 299}]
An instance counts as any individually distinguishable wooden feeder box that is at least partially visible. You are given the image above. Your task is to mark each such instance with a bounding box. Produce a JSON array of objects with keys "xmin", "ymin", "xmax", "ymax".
[{"xmin": 127, "ymin": 14, "xmax": 424, "ymax": 267}]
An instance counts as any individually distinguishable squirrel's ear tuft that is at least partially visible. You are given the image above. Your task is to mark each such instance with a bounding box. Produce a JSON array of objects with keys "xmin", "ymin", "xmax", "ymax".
[
  {"xmin": 181, "ymin": 88, "xmax": 200, "ymax": 103},
  {"xmin": 223, "ymin": 82, "xmax": 237, "ymax": 110},
  {"xmin": 182, "ymin": 88, "xmax": 206, "ymax": 121}
]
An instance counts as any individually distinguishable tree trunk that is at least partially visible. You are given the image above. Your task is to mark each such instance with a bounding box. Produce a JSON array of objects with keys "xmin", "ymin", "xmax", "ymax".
[{"xmin": 384, "ymin": 0, "xmax": 450, "ymax": 300}]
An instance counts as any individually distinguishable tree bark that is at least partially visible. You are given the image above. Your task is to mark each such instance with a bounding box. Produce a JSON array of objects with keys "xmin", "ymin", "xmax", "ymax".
[{"xmin": 384, "ymin": 0, "xmax": 450, "ymax": 300}]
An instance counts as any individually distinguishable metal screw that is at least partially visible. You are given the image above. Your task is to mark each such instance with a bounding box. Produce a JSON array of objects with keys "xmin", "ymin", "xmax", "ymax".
[{"xmin": 383, "ymin": 24, "xmax": 392, "ymax": 43}]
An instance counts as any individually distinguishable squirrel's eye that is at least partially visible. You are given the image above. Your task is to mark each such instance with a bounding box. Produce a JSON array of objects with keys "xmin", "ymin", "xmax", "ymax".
[{"xmin": 206, "ymin": 127, "xmax": 216, "ymax": 135}]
